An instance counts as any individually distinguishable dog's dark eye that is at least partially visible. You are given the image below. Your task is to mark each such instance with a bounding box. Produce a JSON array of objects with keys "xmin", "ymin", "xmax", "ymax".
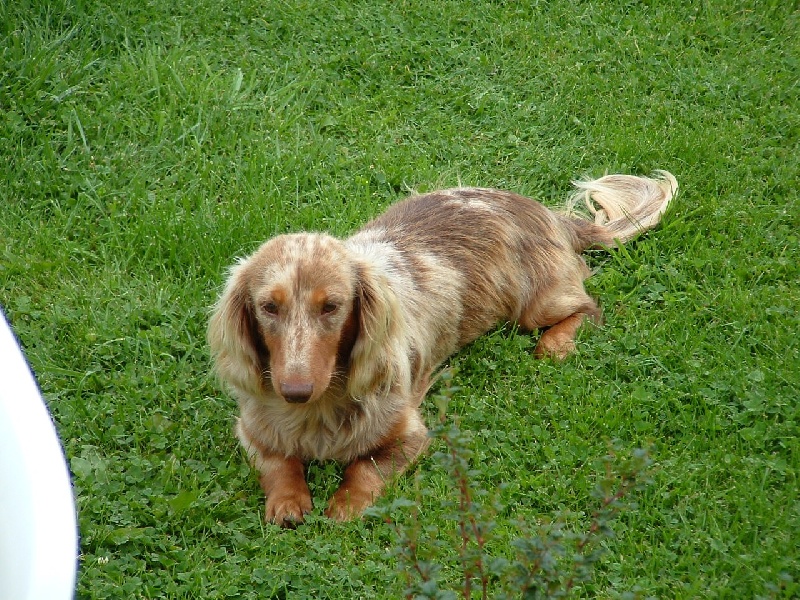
[
  {"xmin": 321, "ymin": 302, "xmax": 338, "ymax": 315},
  {"xmin": 262, "ymin": 301, "xmax": 280, "ymax": 315}
]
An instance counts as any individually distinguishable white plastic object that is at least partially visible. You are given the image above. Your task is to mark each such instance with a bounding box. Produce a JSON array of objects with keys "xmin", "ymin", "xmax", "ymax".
[{"xmin": 0, "ymin": 312, "xmax": 78, "ymax": 600}]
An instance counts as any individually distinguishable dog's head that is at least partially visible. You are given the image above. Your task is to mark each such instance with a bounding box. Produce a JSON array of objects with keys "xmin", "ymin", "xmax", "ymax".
[{"xmin": 208, "ymin": 233, "xmax": 403, "ymax": 405}]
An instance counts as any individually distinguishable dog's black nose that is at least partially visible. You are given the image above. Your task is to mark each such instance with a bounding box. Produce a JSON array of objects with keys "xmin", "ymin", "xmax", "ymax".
[{"xmin": 280, "ymin": 382, "xmax": 314, "ymax": 403}]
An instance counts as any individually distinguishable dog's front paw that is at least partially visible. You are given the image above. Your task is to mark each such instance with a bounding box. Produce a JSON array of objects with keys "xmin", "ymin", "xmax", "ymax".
[
  {"xmin": 324, "ymin": 487, "xmax": 375, "ymax": 522},
  {"xmin": 265, "ymin": 492, "xmax": 313, "ymax": 528}
]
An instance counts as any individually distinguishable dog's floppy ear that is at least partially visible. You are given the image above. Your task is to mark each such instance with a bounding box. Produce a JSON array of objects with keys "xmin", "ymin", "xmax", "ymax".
[
  {"xmin": 208, "ymin": 261, "xmax": 269, "ymax": 396},
  {"xmin": 346, "ymin": 263, "xmax": 410, "ymax": 398}
]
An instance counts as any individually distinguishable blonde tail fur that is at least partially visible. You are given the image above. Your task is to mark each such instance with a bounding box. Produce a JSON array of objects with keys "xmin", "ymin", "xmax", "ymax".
[{"xmin": 566, "ymin": 170, "xmax": 677, "ymax": 248}]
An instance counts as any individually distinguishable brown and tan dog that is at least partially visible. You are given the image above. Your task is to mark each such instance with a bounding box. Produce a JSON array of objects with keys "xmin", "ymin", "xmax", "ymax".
[{"xmin": 208, "ymin": 171, "xmax": 677, "ymax": 526}]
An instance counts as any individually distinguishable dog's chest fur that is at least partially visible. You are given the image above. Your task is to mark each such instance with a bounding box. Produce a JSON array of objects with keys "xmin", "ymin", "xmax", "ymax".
[{"xmin": 237, "ymin": 385, "xmax": 408, "ymax": 462}]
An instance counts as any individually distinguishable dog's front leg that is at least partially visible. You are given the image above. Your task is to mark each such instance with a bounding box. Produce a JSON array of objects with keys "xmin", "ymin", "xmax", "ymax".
[
  {"xmin": 325, "ymin": 414, "xmax": 430, "ymax": 521},
  {"xmin": 258, "ymin": 453, "xmax": 313, "ymax": 527}
]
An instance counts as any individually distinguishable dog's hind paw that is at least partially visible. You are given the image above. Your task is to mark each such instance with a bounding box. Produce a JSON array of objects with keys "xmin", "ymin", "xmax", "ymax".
[{"xmin": 534, "ymin": 335, "xmax": 576, "ymax": 360}]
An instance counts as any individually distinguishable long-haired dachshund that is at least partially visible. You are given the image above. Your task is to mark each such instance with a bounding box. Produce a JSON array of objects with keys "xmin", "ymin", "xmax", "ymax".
[{"xmin": 208, "ymin": 171, "xmax": 677, "ymax": 526}]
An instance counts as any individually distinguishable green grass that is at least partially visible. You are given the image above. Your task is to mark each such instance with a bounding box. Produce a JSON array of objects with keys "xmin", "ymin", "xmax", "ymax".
[{"xmin": 1, "ymin": 0, "xmax": 798, "ymax": 597}]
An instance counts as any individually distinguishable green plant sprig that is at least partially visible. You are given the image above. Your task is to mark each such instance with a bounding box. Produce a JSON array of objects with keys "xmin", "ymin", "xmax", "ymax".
[{"xmin": 370, "ymin": 370, "xmax": 654, "ymax": 599}]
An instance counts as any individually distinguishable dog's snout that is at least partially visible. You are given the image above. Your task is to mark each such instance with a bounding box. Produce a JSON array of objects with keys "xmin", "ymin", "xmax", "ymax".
[{"xmin": 280, "ymin": 381, "xmax": 314, "ymax": 404}]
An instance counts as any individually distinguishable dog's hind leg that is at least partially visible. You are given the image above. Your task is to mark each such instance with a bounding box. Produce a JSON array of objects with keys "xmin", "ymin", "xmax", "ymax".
[
  {"xmin": 533, "ymin": 311, "xmax": 596, "ymax": 360},
  {"xmin": 519, "ymin": 265, "xmax": 602, "ymax": 360}
]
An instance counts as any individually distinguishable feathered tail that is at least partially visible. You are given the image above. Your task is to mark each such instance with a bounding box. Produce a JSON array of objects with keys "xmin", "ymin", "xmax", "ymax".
[{"xmin": 565, "ymin": 170, "xmax": 678, "ymax": 250}]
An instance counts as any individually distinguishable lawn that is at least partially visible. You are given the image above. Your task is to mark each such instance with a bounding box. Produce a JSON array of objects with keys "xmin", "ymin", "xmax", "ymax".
[{"xmin": 1, "ymin": 0, "xmax": 798, "ymax": 597}]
